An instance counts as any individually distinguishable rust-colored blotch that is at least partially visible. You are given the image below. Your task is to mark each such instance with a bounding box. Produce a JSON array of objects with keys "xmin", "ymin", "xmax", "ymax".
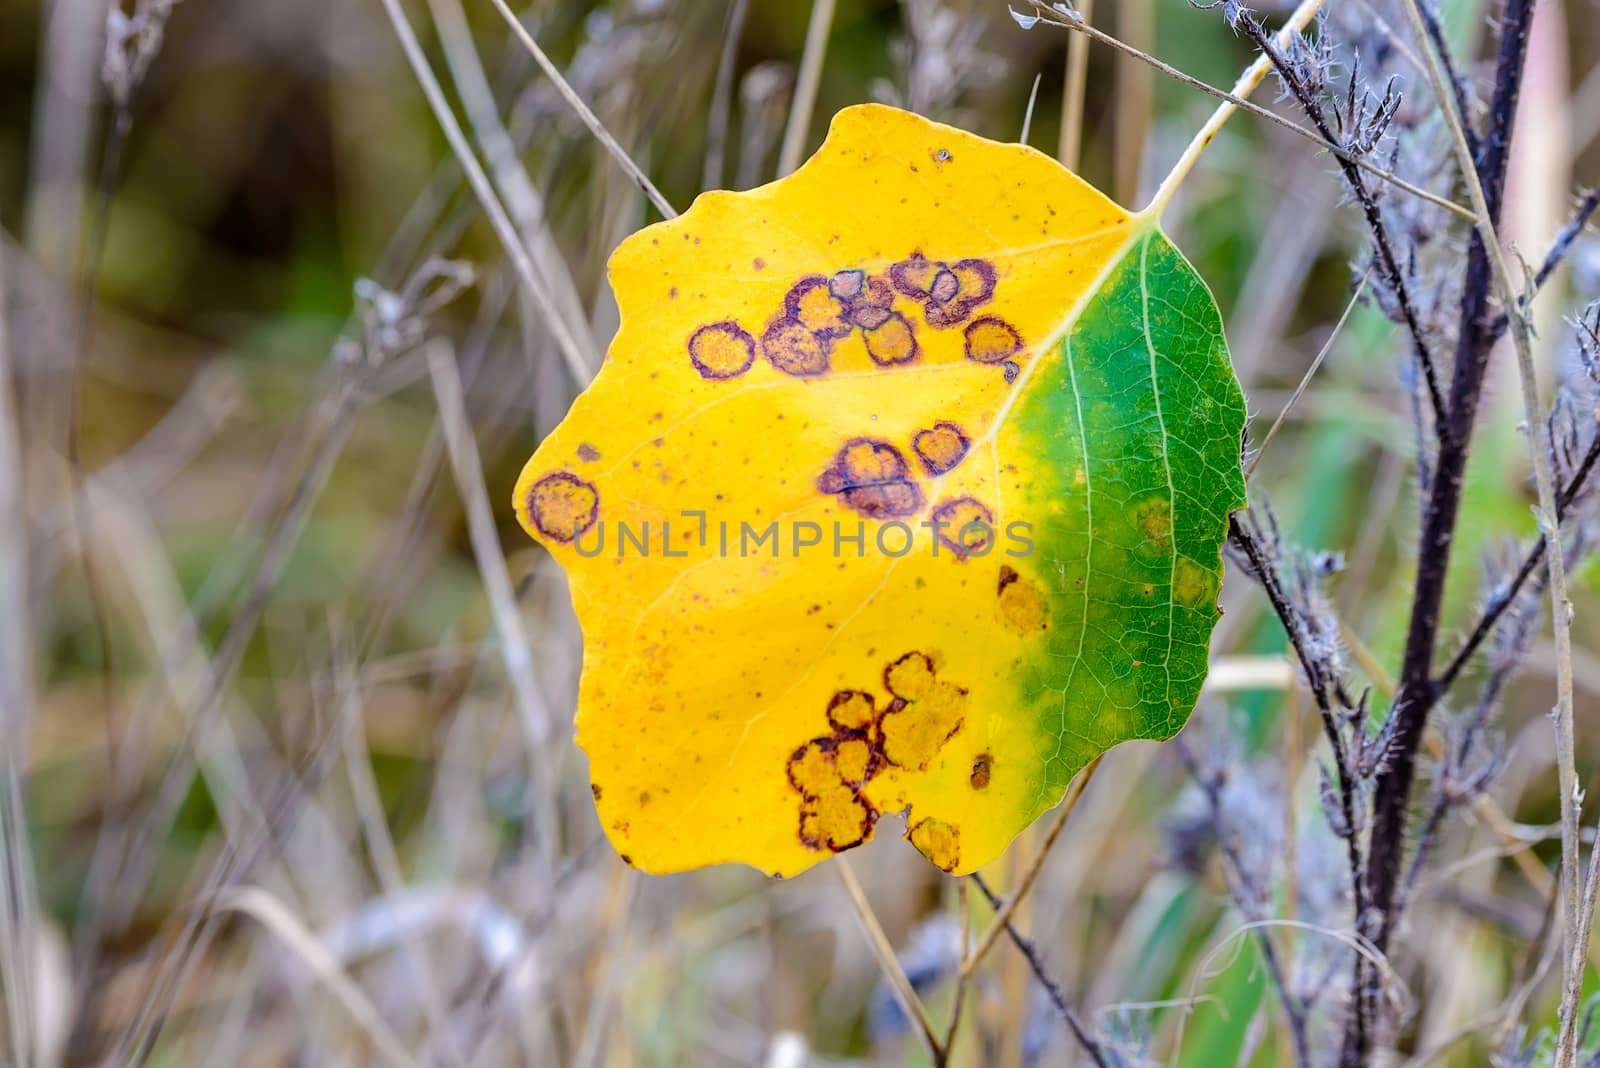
[
  {"xmin": 817, "ymin": 438, "xmax": 924, "ymax": 518},
  {"xmin": 527, "ymin": 472, "xmax": 599, "ymax": 542},
  {"xmin": 912, "ymin": 420, "xmax": 970, "ymax": 476},
  {"xmin": 688, "ymin": 320, "xmax": 756, "ymax": 380},
  {"xmin": 930, "ymin": 495, "xmax": 995, "ymax": 558},
  {"xmin": 964, "ymin": 316, "xmax": 1024, "ymax": 364}
]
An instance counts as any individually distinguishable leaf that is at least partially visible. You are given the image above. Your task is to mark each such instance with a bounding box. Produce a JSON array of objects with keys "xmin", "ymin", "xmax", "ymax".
[{"xmin": 513, "ymin": 104, "xmax": 1245, "ymax": 877}]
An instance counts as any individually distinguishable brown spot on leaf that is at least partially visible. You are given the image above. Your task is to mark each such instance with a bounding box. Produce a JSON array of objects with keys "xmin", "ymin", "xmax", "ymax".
[
  {"xmin": 817, "ymin": 439, "xmax": 924, "ymax": 518},
  {"xmin": 879, "ymin": 652, "xmax": 967, "ymax": 770},
  {"xmin": 527, "ymin": 472, "xmax": 599, "ymax": 543},
  {"xmin": 964, "ymin": 315, "xmax": 1024, "ymax": 363},
  {"xmin": 1135, "ymin": 497, "xmax": 1173, "ymax": 547},
  {"xmin": 576, "ymin": 442, "xmax": 601, "ymax": 463},
  {"xmin": 688, "ymin": 320, "xmax": 756, "ymax": 380},
  {"xmin": 930, "ymin": 496, "xmax": 995, "ymax": 559},
  {"xmin": 762, "ymin": 316, "xmax": 831, "ymax": 376},
  {"xmin": 912, "ymin": 421, "xmax": 970, "ymax": 476},
  {"xmin": 827, "ymin": 690, "xmax": 878, "ymax": 733},
  {"xmin": 970, "ymin": 753, "xmax": 992, "ymax": 789},
  {"xmin": 862, "ymin": 312, "xmax": 919, "ymax": 366},
  {"xmin": 783, "ymin": 276, "xmax": 851, "ymax": 340},
  {"xmin": 997, "ymin": 564, "xmax": 1048, "ymax": 632}
]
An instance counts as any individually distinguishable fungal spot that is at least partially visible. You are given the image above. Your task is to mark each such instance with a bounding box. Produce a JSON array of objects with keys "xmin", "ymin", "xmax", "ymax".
[
  {"xmin": 911, "ymin": 421, "xmax": 970, "ymax": 476},
  {"xmin": 827, "ymin": 689, "xmax": 877, "ymax": 733},
  {"xmin": 762, "ymin": 316, "xmax": 831, "ymax": 376},
  {"xmin": 909, "ymin": 817, "xmax": 960, "ymax": 871},
  {"xmin": 862, "ymin": 312, "xmax": 919, "ymax": 366},
  {"xmin": 840, "ymin": 274, "xmax": 896, "ymax": 330},
  {"xmin": 576, "ymin": 442, "xmax": 601, "ymax": 463},
  {"xmin": 687, "ymin": 320, "xmax": 757, "ymax": 380},
  {"xmin": 1002, "ymin": 360, "xmax": 1020, "ymax": 384},
  {"xmin": 878, "ymin": 652, "xmax": 967, "ymax": 770},
  {"xmin": 788, "ymin": 735, "xmax": 877, "ymax": 853},
  {"xmin": 1175, "ymin": 557, "xmax": 1216, "ymax": 607},
  {"xmin": 997, "ymin": 564, "xmax": 1048, "ymax": 632},
  {"xmin": 591, "ymin": 783, "xmax": 603, "ymax": 801},
  {"xmin": 930, "ymin": 496, "xmax": 995, "ymax": 559},
  {"xmin": 1135, "ymin": 497, "xmax": 1173, "ymax": 547},
  {"xmin": 817, "ymin": 438, "xmax": 924, "ymax": 518},
  {"xmin": 891, "ymin": 253, "xmax": 996, "ymax": 328},
  {"xmin": 828, "ymin": 269, "xmax": 865, "ymax": 301},
  {"xmin": 964, "ymin": 315, "xmax": 1024, "ymax": 364},
  {"xmin": 970, "ymin": 753, "xmax": 992, "ymax": 789},
  {"xmin": 526, "ymin": 472, "xmax": 599, "ymax": 542},
  {"xmin": 783, "ymin": 276, "xmax": 851, "ymax": 339}
]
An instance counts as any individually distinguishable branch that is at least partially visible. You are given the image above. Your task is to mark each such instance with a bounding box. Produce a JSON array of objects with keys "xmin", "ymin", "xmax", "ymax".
[
  {"xmin": 1435, "ymin": 432, "xmax": 1600, "ymax": 694},
  {"xmin": 969, "ymin": 874, "xmax": 1108, "ymax": 1067},
  {"xmin": 1362, "ymin": 1, "xmax": 1537, "ymax": 1062},
  {"xmin": 1233, "ymin": 16, "xmax": 1453, "ymax": 453}
]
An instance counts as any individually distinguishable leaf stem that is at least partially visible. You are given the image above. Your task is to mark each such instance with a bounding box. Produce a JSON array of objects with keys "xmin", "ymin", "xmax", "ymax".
[{"xmin": 1144, "ymin": 0, "xmax": 1326, "ymax": 219}]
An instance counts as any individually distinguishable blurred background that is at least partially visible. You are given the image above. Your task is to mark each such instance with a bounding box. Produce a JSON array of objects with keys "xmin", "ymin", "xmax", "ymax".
[{"xmin": 3, "ymin": 0, "xmax": 1600, "ymax": 1064}]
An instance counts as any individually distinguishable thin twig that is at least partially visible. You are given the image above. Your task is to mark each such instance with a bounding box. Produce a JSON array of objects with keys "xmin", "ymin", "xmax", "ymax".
[
  {"xmin": 937, "ymin": 880, "xmax": 970, "ymax": 1066},
  {"xmin": 214, "ymin": 886, "xmax": 422, "ymax": 1068},
  {"xmin": 484, "ymin": 0, "xmax": 675, "ymax": 219},
  {"xmin": 703, "ymin": 0, "xmax": 750, "ymax": 191},
  {"xmin": 777, "ymin": 0, "xmax": 837, "ymax": 177},
  {"xmin": 835, "ymin": 858, "xmax": 944, "ymax": 1063},
  {"xmin": 379, "ymin": 0, "xmax": 598, "ymax": 385},
  {"xmin": 1022, "ymin": 1, "xmax": 1475, "ymax": 221},
  {"xmin": 1232, "ymin": 14, "xmax": 1453, "ymax": 453},
  {"xmin": 959, "ymin": 756, "xmax": 1101, "ymax": 978},
  {"xmin": 426, "ymin": 343, "xmax": 560, "ymax": 868},
  {"xmin": 1436, "ymin": 432, "xmax": 1600, "ymax": 694},
  {"xmin": 1246, "ymin": 270, "xmax": 1371, "ymax": 481},
  {"xmin": 970, "ymin": 873, "xmax": 1109, "ymax": 1067},
  {"xmin": 1057, "ymin": 0, "xmax": 1094, "ymax": 169},
  {"xmin": 1020, "ymin": 72, "xmax": 1043, "ymax": 144}
]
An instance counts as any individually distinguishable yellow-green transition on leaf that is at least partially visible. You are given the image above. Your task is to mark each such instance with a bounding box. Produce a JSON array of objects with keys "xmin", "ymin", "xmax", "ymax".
[{"xmin": 514, "ymin": 104, "xmax": 1245, "ymax": 877}]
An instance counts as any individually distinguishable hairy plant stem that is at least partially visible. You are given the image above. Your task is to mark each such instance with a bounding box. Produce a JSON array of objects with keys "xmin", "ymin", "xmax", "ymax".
[
  {"xmin": 1232, "ymin": 16, "xmax": 1452, "ymax": 452},
  {"xmin": 1358, "ymin": 1, "xmax": 1537, "ymax": 1062},
  {"xmin": 1407, "ymin": 0, "xmax": 1583, "ymax": 1052}
]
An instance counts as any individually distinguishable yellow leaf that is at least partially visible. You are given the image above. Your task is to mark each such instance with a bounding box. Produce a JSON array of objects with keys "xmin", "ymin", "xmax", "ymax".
[{"xmin": 513, "ymin": 104, "xmax": 1244, "ymax": 876}]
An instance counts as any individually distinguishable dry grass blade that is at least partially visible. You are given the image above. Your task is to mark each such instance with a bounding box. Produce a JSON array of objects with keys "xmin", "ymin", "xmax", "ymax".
[
  {"xmin": 214, "ymin": 886, "xmax": 421, "ymax": 1068},
  {"xmin": 426, "ymin": 342, "xmax": 560, "ymax": 868},
  {"xmin": 484, "ymin": 0, "xmax": 676, "ymax": 219},
  {"xmin": 835, "ymin": 858, "xmax": 944, "ymax": 1063},
  {"xmin": 960, "ymin": 755, "xmax": 1101, "ymax": 979},
  {"xmin": 1058, "ymin": 0, "xmax": 1094, "ymax": 169},
  {"xmin": 0, "ymin": 232, "xmax": 41, "ymax": 1068},
  {"xmin": 378, "ymin": 0, "xmax": 597, "ymax": 385},
  {"xmin": 427, "ymin": 0, "xmax": 600, "ymax": 373},
  {"xmin": 777, "ymin": 0, "xmax": 837, "ymax": 178}
]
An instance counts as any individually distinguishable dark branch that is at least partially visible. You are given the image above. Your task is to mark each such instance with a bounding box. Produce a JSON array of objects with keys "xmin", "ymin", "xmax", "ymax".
[
  {"xmin": 1485, "ymin": 186, "xmax": 1600, "ymax": 346},
  {"xmin": 1235, "ymin": 15, "xmax": 1454, "ymax": 453},
  {"xmin": 1361, "ymin": 1, "xmax": 1537, "ymax": 1062},
  {"xmin": 969, "ymin": 873, "xmax": 1109, "ymax": 1067},
  {"xmin": 1435, "ymin": 431, "xmax": 1600, "ymax": 694}
]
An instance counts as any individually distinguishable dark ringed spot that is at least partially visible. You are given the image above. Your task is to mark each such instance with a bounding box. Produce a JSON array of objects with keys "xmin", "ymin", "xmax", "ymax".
[
  {"xmin": 687, "ymin": 320, "xmax": 756, "ymax": 380},
  {"xmin": 526, "ymin": 472, "xmax": 599, "ymax": 543},
  {"xmin": 816, "ymin": 438, "xmax": 924, "ymax": 518},
  {"xmin": 964, "ymin": 316, "xmax": 1024, "ymax": 364},
  {"xmin": 911, "ymin": 421, "xmax": 970, "ymax": 476},
  {"xmin": 762, "ymin": 316, "xmax": 831, "ymax": 376}
]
